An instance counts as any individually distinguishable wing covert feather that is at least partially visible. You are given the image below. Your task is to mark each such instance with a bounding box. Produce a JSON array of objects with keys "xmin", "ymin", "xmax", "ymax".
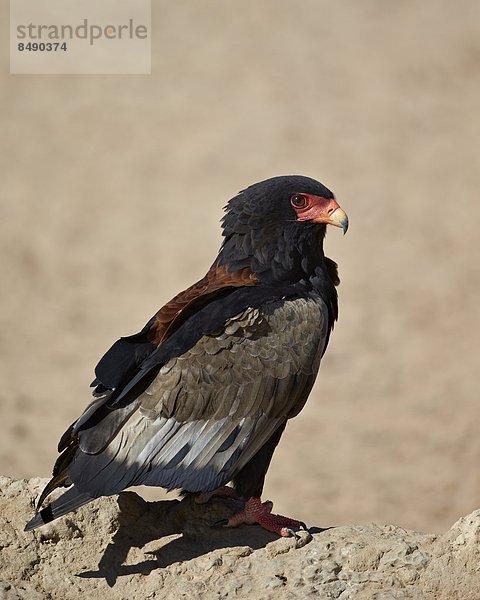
[{"xmin": 68, "ymin": 294, "xmax": 329, "ymax": 496}]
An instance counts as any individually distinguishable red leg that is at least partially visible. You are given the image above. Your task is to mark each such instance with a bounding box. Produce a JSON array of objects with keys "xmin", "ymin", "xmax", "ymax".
[{"xmin": 216, "ymin": 497, "xmax": 306, "ymax": 537}]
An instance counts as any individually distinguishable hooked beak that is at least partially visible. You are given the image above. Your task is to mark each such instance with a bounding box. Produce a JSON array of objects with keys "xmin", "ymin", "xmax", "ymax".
[{"xmin": 327, "ymin": 206, "xmax": 349, "ymax": 234}]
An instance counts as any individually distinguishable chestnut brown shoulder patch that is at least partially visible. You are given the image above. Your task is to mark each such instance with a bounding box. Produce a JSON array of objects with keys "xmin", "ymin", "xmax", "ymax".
[{"xmin": 149, "ymin": 264, "xmax": 258, "ymax": 345}]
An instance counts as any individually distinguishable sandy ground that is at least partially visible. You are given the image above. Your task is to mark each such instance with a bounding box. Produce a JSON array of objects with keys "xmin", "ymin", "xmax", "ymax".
[{"xmin": 1, "ymin": 0, "xmax": 479, "ymax": 534}]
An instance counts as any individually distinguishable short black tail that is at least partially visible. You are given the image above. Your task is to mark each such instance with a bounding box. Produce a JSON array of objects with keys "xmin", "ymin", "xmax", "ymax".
[{"xmin": 24, "ymin": 486, "xmax": 93, "ymax": 531}]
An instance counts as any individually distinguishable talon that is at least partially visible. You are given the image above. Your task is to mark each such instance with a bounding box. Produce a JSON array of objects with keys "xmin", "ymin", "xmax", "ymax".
[
  {"xmin": 280, "ymin": 527, "xmax": 297, "ymax": 538},
  {"xmin": 211, "ymin": 518, "xmax": 229, "ymax": 528}
]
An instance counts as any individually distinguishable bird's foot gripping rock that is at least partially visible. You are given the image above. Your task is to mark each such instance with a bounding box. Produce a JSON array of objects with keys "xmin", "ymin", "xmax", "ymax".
[
  {"xmin": 194, "ymin": 485, "xmax": 241, "ymax": 504},
  {"xmin": 214, "ymin": 496, "xmax": 307, "ymax": 537}
]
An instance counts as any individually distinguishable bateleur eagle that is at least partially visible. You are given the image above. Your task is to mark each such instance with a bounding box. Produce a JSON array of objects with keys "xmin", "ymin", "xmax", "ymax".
[{"xmin": 25, "ymin": 175, "xmax": 348, "ymax": 537}]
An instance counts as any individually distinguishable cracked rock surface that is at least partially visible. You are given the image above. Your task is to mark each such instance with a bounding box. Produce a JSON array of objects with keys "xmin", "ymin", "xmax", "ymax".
[{"xmin": 1, "ymin": 477, "xmax": 479, "ymax": 599}]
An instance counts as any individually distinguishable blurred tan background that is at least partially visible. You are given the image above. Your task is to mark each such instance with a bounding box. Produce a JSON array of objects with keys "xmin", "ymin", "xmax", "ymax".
[{"xmin": 1, "ymin": 0, "xmax": 479, "ymax": 534}]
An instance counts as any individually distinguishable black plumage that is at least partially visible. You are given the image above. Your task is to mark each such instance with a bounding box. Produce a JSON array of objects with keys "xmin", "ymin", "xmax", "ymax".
[{"xmin": 25, "ymin": 175, "xmax": 348, "ymax": 534}]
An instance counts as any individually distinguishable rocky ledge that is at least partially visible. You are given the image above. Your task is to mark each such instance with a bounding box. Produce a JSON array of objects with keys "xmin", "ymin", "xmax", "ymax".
[{"xmin": 0, "ymin": 477, "xmax": 479, "ymax": 599}]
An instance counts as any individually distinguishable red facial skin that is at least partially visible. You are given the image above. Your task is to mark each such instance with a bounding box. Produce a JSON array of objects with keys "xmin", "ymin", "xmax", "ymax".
[{"xmin": 291, "ymin": 193, "xmax": 344, "ymax": 225}]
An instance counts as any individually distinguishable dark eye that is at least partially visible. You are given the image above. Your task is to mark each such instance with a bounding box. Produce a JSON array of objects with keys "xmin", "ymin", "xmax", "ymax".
[{"xmin": 290, "ymin": 194, "xmax": 308, "ymax": 209}]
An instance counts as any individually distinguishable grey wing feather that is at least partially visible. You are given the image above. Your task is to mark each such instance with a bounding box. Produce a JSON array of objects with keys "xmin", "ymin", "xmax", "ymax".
[
  {"xmin": 24, "ymin": 486, "xmax": 93, "ymax": 531},
  {"xmin": 67, "ymin": 295, "xmax": 328, "ymax": 496}
]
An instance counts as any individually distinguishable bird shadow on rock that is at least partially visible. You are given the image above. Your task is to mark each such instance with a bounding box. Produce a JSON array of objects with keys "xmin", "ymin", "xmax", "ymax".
[{"xmin": 78, "ymin": 491, "xmax": 328, "ymax": 587}]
